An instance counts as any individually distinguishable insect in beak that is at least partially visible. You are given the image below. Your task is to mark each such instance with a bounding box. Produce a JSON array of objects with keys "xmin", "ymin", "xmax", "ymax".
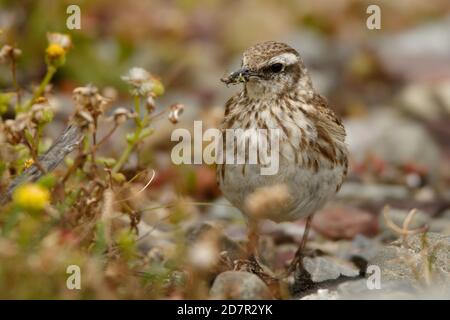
[{"xmin": 221, "ymin": 68, "xmax": 253, "ymax": 85}]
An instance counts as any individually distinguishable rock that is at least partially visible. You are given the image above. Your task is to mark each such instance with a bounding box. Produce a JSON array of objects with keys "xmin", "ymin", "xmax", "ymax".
[
  {"xmin": 337, "ymin": 277, "xmax": 450, "ymax": 299},
  {"xmin": 397, "ymin": 83, "xmax": 442, "ymax": 121},
  {"xmin": 379, "ymin": 208, "xmax": 429, "ymax": 240},
  {"xmin": 369, "ymin": 232, "xmax": 450, "ymax": 286},
  {"xmin": 303, "ymin": 256, "xmax": 360, "ymax": 283},
  {"xmin": 337, "ymin": 278, "xmax": 417, "ymax": 299},
  {"xmin": 392, "ymin": 232, "xmax": 450, "ymax": 274},
  {"xmin": 312, "ymin": 206, "xmax": 379, "ymax": 240},
  {"xmin": 300, "ymin": 289, "xmax": 338, "ymax": 300},
  {"xmin": 372, "ymin": 17, "xmax": 450, "ymax": 81},
  {"xmin": 307, "ymin": 235, "xmax": 380, "ymax": 263},
  {"xmin": 337, "ymin": 182, "xmax": 409, "ymax": 202},
  {"xmin": 429, "ymin": 217, "xmax": 450, "ymax": 235},
  {"xmin": 396, "ymin": 80, "xmax": 450, "ymax": 124},
  {"xmin": 135, "ymin": 222, "xmax": 177, "ymax": 260},
  {"xmin": 209, "ymin": 271, "xmax": 273, "ymax": 299},
  {"xmin": 343, "ymin": 235, "xmax": 381, "ymax": 275},
  {"xmin": 429, "ymin": 210, "xmax": 450, "ymax": 234},
  {"xmin": 345, "ymin": 109, "xmax": 441, "ymax": 180}
]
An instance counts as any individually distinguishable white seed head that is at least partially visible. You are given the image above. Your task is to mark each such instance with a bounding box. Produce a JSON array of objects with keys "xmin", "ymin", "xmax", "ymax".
[{"xmin": 187, "ymin": 239, "xmax": 219, "ymax": 270}]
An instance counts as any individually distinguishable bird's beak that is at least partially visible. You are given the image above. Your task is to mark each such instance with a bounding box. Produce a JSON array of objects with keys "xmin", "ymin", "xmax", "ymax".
[{"xmin": 221, "ymin": 68, "xmax": 253, "ymax": 85}]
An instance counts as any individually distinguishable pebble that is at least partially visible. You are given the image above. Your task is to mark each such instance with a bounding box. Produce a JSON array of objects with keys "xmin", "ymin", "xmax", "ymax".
[
  {"xmin": 303, "ymin": 256, "xmax": 360, "ymax": 283},
  {"xmin": 312, "ymin": 206, "xmax": 378, "ymax": 240},
  {"xmin": 209, "ymin": 271, "xmax": 273, "ymax": 300}
]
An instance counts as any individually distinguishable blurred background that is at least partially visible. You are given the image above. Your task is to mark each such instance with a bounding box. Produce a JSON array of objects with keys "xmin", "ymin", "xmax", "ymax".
[{"xmin": 0, "ymin": 0, "xmax": 450, "ymax": 299}]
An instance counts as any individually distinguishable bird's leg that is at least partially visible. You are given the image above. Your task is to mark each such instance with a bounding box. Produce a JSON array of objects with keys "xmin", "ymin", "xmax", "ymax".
[
  {"xmin": 233, "ymin": 219, "xmax": 261, "ymax": 270},
  {"xmin": 287, "ymin": 214, "xmax": 313, "ymax": 274},
  {"xmin": 246, "ymin": 220, "xmax": 259, "ymax": 259},
  {"xmin": 233, "ymin": 220, "xmax": 281, "ymax": 284}
]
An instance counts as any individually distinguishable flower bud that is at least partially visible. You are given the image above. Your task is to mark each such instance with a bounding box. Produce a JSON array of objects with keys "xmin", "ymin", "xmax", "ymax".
[{"xmin": 168, "ymin": 103, "xmax": 184, "ymax": 124}]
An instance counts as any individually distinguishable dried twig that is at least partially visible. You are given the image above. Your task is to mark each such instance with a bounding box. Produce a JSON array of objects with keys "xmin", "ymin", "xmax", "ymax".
[
  {"xmin": 0, "ymin": 124, "xmax": 84, "ymax": 204},
  {"xmin": 383, "ymin": 206, "xmax": 429, "ymax": 247}
]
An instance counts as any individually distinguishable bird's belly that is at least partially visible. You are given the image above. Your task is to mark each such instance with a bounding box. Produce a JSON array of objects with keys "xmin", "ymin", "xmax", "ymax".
[{"xmin": 219, "ymin": 161, "xmax": 345, "ymax": 222}]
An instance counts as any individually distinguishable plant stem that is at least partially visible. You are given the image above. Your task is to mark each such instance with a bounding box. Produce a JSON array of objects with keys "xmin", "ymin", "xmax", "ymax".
[
  {"xmin": 112, "ymin": 141, "xmax": 135, "ymax": 174},
  {"xmin": 23, "ymin": 132, "xmax": 46, "ymax": 175},
  {"xmin": 20, "ymin": 65, "xmax": 56, "ymax": 112},
  {"xmin": 134, "ymin": 95, "xmax": 142, "ymax": 127},
  {"xmin": 112, "ymin": 96, "xmax": 144, "ymax": 173}
]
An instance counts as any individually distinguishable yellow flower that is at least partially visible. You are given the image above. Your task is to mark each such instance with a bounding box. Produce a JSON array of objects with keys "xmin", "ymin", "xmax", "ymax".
[
  {"xmin": 23, "ymin": 158, "xmax": 34, "ymax": 169},
  {"xmin": 47, "ymin": 33, "xmax": 72, "ymax": 51},
  {"xmin": 13, "ymin": 184, "xmax": 50, "ymax": 211},
  {"xmin": 46, "ymin": 43, "xmax": 65, "ymax": 59}
]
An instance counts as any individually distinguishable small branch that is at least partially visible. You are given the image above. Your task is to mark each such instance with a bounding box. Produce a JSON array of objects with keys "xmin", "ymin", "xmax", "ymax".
[
  {"xmin": 383, "ymin": 206, "xmax": 429, "ymax": 248},
  {"xmin": 22, "ymin": 135, "xmax": 46, "ymax": 175},
  {"xmin": 90, "ymin": 123, "xmax": 118, "ymax": 154},
  {"xmin": 0, "ymin": 124, "xmax": 84, "ymax": 204}
]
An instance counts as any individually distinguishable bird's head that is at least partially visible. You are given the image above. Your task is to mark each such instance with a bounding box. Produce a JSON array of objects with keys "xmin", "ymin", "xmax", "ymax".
[{"xmin": 221, "ymin": 41, "xmax": 313, "ymax": 99}]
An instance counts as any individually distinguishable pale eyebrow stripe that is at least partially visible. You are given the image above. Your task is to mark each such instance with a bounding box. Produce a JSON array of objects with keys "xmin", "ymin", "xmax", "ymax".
[{"xmin": 270, "ymin": 52, "xmax": 298, "ymax": 65}]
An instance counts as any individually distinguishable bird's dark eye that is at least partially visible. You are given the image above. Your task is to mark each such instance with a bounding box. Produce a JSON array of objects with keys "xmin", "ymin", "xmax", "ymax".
[{"xmin": 269, "ymin": 63, "xmax": 283, "ymax": 73}]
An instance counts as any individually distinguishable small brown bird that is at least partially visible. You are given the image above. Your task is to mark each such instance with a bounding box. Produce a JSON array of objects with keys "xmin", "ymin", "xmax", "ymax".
[{"xmin": 217, "ymin": 41, "xmax": 348, "ymax": 274}]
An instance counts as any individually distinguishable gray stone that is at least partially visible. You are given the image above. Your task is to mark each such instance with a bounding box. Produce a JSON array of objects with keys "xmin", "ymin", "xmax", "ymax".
[
  {"xmin": 428, "ymin": 209, "xmax": 450, "ymax": 234},
  {"xmin": 336, "ymin": 278, "xmax": 450, "ymax": 299},
  {"xmin": 429, "ymin": 217, "xmax": 450, "ymax": 235},
  {"xmin": 337, "ymin": 279, "xmax": 417, "ymax": 299},
  {"xmin": 372, "ymin": 17, "xmax": 450, "ymax": 81},
  {"xmin": 303, "ymin": 256, "xmax": 360, "ymax": 283},
  {"xmin": 300, "ymin": 289, "xmax": 339, "ymax": 300},
  {"xmin": 347, "ymin": 234, "xmax": 381, "ymax": 261},
  {"xmin": 345, "ymin": 109, "xmax": 441, "ymax": 181},
  {"xmin": 337, "ymin": 182, "xmax": 409, "ymax": 202},
  {"xmin": 369, "ymin": 232, "xmax": 450, "ymax": 286},
  {"xmin": 209, "ymin": 271, "xmax": 273, "ymax": 300},
  {"xmin": 396, "ymin": 80, "xmax": 450, "ymax": 121},
  {"xmin": 397, "ymin": 84, "xmax": 442, "ymax": 121}
]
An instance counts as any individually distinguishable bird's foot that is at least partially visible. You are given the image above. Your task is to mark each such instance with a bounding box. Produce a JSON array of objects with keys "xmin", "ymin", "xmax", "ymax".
[
  {"xmin": 287, "ymin": 254, "xmax": 302, "ymax": 275},
  {"xmin": 233, "ymin": 255, "xmax": 282, "ymax": 284},
  {"xmin": 286, "ymin": 247, "xmax": 317, "ymax": 276}
]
